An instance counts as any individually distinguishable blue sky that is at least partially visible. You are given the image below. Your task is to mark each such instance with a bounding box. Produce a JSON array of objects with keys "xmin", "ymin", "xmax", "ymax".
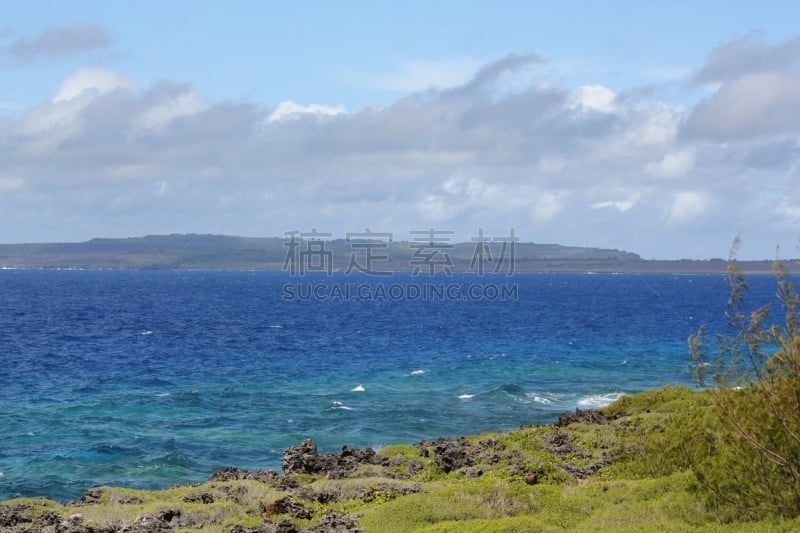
[{"xmin": 1, "ymin": 1, "xmax": 799, "ymax": 259}]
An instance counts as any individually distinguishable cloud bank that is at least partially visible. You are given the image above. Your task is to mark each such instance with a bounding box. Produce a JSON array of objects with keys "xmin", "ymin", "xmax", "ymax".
[{"xmin": 1, "ymin": 33, "xmax": 798, "ymax": 259}]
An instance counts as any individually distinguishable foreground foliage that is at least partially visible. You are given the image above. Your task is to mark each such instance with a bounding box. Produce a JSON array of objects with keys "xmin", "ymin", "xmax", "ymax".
[{"xmin": 689, "ymin": 257, "xmax": 800, "ymax": 519}]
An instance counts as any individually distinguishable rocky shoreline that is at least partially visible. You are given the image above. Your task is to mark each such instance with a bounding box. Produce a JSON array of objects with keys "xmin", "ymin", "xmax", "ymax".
[{"xmin": 0, "ymin": 409, "xmax": 613, "ymax": 533}]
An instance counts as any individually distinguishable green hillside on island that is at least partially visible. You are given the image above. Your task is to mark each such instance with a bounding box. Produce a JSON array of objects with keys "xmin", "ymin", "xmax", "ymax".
[{"xmin": 0, "ymin": 233, "xmax": 792, "ymax": 273}]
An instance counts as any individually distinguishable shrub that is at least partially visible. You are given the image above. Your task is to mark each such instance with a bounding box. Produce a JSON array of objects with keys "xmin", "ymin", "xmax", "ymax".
[{"xmin": 688, "ymin": 244, "xmax": 800, "ymax": 519}]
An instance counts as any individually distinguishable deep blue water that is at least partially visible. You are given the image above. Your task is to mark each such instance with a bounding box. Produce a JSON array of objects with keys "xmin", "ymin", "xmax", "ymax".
[{"xmin": 0, "ymin": 270, "xmax": 783, "ymax": 501}]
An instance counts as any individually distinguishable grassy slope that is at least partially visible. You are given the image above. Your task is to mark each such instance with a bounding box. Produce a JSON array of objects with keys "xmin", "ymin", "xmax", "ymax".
[{"xmin": 3, "ymin": 386, "xmax": 800, "ymax": 532}]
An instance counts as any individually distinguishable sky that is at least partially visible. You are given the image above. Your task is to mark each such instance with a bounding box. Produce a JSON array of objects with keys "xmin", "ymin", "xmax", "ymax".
[{"xmin": 1, "ymin": 1, "xmax": 799, "ymax": 259}]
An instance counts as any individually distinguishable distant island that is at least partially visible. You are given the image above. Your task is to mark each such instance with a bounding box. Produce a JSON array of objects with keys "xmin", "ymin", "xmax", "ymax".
[{"xmin": 0, "ymin": 234, "xmax": 794, "ymax": 273}]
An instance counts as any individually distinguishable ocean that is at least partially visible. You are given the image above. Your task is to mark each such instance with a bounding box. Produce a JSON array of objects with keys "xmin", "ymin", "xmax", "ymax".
[{"xmin": 0, "ymin": 270, "xmax": 782, "ymax": 501}]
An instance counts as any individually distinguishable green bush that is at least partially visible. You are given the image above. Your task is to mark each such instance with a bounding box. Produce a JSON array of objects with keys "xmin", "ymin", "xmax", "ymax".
[{"xmin": 688, "ymin": 253, "xmax": 800, "ymax": 519}]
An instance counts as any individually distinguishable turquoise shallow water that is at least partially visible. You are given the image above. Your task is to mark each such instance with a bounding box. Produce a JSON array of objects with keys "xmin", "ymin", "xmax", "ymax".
[{"xmin": 0, "ymin": 270, "xmax": 780, "ymax": 501}]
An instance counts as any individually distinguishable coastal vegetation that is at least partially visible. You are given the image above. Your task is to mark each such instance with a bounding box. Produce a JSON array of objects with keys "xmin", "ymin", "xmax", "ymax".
[{"xmin": 687, "ymin": 255, "xmax": 800, "ymax": 520}]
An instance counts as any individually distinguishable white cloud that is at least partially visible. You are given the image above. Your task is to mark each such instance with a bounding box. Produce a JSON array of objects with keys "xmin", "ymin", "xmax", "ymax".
[
  {"xmin": 683, "ymin": 72, "xmax": 800, "ymax": 139},
  {"xmin": 692, "ymin": 33, "xmax": 800, "ymax": 84},
  {"xmin": 646, "ymin": 150, "xmax": 695, "ymax": 177},
  {"xmin": 136, "ymin": 90, "xmax": 210, "ymax": 131},
  {"xmin": 2, "ymin": 47, "xmax": 799, "ymax": 259},
  {"xmin": 15, "ymin": 97, "xmax": 85, "ymax": 137},
  {"xmin": 416, "ymin": 176, "xmax": 502, "ymax": 223},
  {"xmin": 268, "ymin": 100, "xmax": 348, "ymax": 122},
  {"xmin": 54, "ymin": 67, "xmax": 135, "ymax": 102},
  {"xmin": 531, "ymin": 191, "xmax": 566, "ymax": 222},
  {"xmin": 566, "ymin": 85, "xmax": 615, "ymax": 113},
  {"xmin": 592, "ymin": 193, "xmax": 640, "ymax": 212},
  {"xmin": 777, "ymin": 199, "xmax": 800, "ymax": 227},
  {"xmin": 627, "ymin": 102, "xmax": 682, "ymax": 145},
  {"xmin": 669, "ymin": 191, "xmax": 709, "ymax": 223},
  {"xmin": 441, "ymin": 176, "xmax": 498, "ymax": 201},
  {"xmin": 684, "ymin": 34, "xmax": 800, "ymax": 140},
  {"xmin": 11, "ymin": 67, "xmax": 136, "ymax": 151}
]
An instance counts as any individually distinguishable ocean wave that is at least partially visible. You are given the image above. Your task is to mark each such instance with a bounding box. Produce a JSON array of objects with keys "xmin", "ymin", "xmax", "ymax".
[
  {"xmin": 576, "ymin": 392, "xmax": 625, "ymax": 408},
  {"xmin": 351, "ymin": 384, "xmax": 365, "ymax": 392},
  {"xmin": 524, "ymin": 392, "xmax": 554, "ymax": 404},
  {"xmin": 410, "ymin": 369, "xmax": 427, "ymax": 375},
  {"xmin": 494, "ymin": 383, "xmax": 526, "ymax": 396},
  {"xmin": 148, "ymin": 451, "xmax": 193, "ymax": 466},
  {"xmin": 489, "ymin": 383, "xmax": 531, "ymax": 402},
  {"xmin": 331, "ymin": 401, "xmax": 353, "ymax": 410},
  {"xmin": 89, "ymin": 444, "xmax": 141, "ymax": 457},
  {"xmin": 462, "ymin": 384, "xmax": 548, "ymax": 404}
]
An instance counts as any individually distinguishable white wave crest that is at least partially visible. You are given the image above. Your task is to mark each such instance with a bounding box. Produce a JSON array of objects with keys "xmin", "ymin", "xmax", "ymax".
[
  {"xmin": 576, "ymin": 392, "xmax": 625, "ymax": 408},
  {"xmin": 351, "ymin": 384, "xmax": 365, "ymax": 392},
  {"xmin": 524, "ymin": 392, "xmax": 553, "ymax": 404},
  {"xmin": 458, "ymin": 394, "xmax": 475, "ymax": 400}
]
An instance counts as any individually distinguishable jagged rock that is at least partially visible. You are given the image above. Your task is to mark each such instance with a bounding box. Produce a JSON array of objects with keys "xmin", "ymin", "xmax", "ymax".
[
  {"xmin": 559, "ymin": 453, "xmax": 613, "ymax": 480},
  {"xmin": 298, "ymin": 487, "xmax": 339, "ymax": 504},
  {"xmin": 210, "ymin": 466, "xmax": 249, "ymax": 481},
  {"xmin": 77, "ymin": 488, "xmax": 104, "ymax": 505},
  {"xmin": 261, "ymin": 495, "xmax": 312, "ymax": 519},
  {"xmin": 282, "ymin": 439, "xmax": 334, "ymax": 474},
  {"xmin": 182, "ymin": 491, "xmax": 214, "ymax": 504},
  {"xmin": 556, "ymin": 409, "xmax": 608, "ymax": 427},
  {"xmin": 427, "ymin": 437, "xmax": 474, "ymax": 473},
  {"xmin": 274, "ymin": 520, "xmax": 300, "ymax": 533},
  {"xmin": 271, "ymin": 475, "xmax": 300, "ymax": 490},
  {"xmin": 302, "ymin": 512, "xmax": 362, "ymax": 532},
  {"xmin": 544, "ymin": 432, "xmax": 575, "ymax": 456},
  {"xmin": 0, "ymin": 508, "xmax": 107, "ymax": 533},
  {"xmin": 218, "ymin": 484, "xmax": 249, "ymax": 504},
  {"xmin": 119, "ymin": 508, "xmax": 199, "ymax": 532},
  {"xmin": 210, "ymin": 467, "xmax": 255, "ymax": 481},
  {"xmin": 0, "ymin": 504, "xmax": 32, "ymax": 527},
  {"xmin": 210, "ymin": 467, "xmax": 288, "ymax": 487},
  {"xmin": 463, "ymin": 466, "xmax": 484, "ymax": 477},
  {"xmin": 121, "ymin": 513, "xmax": 173, "ymax": 532},
  {"xmin": 253, "ymin": 470, "xmax": 282, "ymax": 483},
  {"xmin": 281, "ymin": 439, "xmax": 380, "ymax": 478}
]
